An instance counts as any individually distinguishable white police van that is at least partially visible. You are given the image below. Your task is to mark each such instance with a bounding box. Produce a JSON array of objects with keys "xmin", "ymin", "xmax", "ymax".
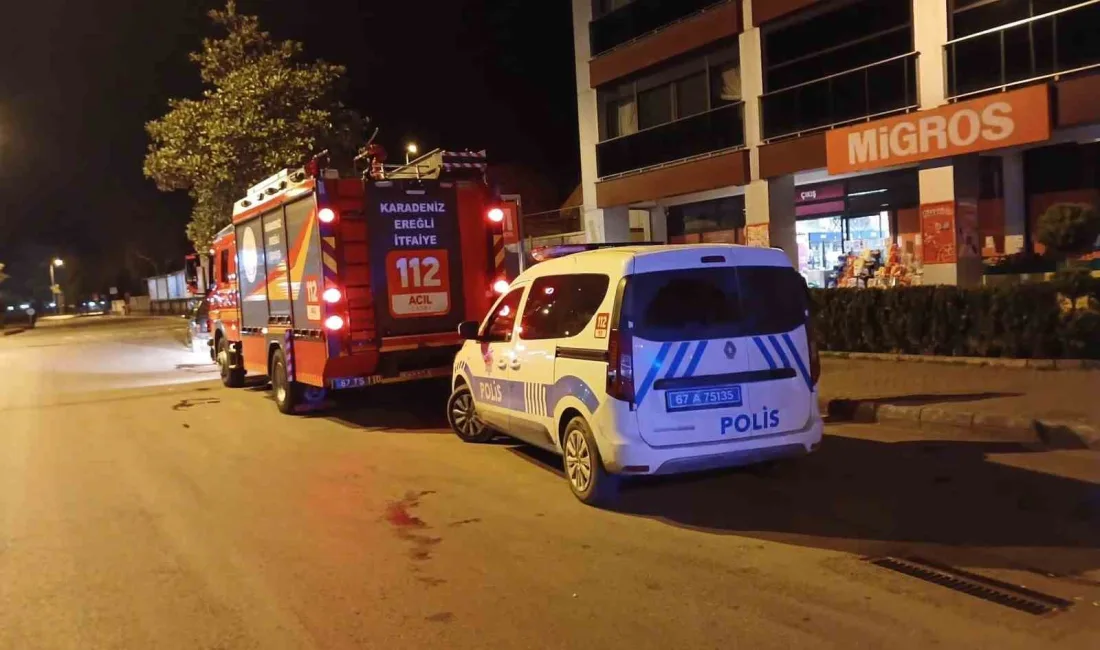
[{"xmin": 447, "ymin": 244, "xmax": 823, "ymax": 505}]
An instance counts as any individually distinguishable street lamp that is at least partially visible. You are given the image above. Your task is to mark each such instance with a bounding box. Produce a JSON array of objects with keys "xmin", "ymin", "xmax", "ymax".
[
  {"xmin": 49, "ymin": 258, "xmax": 65, "ymax": 314},
  {"xmin": 405, "ymin": 142, "xmax": 418, "ymax": 164}
]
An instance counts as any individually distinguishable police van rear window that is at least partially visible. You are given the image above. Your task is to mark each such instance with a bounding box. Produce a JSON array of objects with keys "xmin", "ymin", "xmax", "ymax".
[{"xmin": 623, "ymin": 266, "xmax": 808, "ymax": 341}]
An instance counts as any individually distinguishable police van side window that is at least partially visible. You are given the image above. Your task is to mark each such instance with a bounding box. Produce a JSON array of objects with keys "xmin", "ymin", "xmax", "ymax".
[
  {"xmin": 482, "ymin": 287, "xmax": 525, "ymax": 342},
  {"xmin": 519, "ymin": 274, "xmax": 610, "ymax": 340}
]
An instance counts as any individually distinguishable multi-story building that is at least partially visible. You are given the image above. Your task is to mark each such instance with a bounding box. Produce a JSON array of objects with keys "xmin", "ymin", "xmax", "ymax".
[{"xmin": 572, "ymin": 0, "xmax": 1100, "ymax": 286}]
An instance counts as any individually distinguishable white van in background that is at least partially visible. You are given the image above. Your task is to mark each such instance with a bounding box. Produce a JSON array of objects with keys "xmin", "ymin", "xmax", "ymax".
[{"xmin": 447, "ymin": 244, "xmax": 823, "ymax": 505}]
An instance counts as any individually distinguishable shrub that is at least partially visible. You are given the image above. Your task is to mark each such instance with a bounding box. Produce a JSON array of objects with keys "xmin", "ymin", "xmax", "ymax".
[
  {"xmin": 1036, "ymin": 203, "xmax": 1100, "ymax": 257},
  {"xmin": 809, "ymin": 277, "xmax": 1100, "ymax": 359}
]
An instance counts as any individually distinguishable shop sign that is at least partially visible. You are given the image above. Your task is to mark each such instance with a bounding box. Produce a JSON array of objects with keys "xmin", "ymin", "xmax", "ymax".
[
  {"xmin": 921, "ymin": 202, "xmax": 957, "ymax": 264},
  {"xmin": 796, "ymin": 183, "xmax": 846, "ymax": 204},
  {"xmin": 826, "ymin": 85, "xmax": 1050, "ymax": 174}
]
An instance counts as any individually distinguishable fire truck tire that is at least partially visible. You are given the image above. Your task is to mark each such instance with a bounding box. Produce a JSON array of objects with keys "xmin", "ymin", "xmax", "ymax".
[
  {"xmin": 270, "ymin": 349, "xmax": 298, "ymax": 415},
  {"xmin": 218, "ymin": 337, "xmax": 245, "ymax": 388},
  {"xmin": 446, "ymin": 384, "xmax": 494, "ymax": 443}
]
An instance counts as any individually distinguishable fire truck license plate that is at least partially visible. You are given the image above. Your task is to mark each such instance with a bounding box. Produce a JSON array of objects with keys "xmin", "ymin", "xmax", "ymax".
[
  {"xmin": 333, "ymin": 377, "xmax": 367, "ymax": 390},
  {"xmin": 385, "ymin": 249, "xmax": 451, "ymax": 319}
]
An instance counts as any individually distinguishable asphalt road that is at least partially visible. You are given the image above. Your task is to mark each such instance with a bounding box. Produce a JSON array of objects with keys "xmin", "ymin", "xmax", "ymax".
[{"xmin": 1, "ymin": 317, "xmax": 1098, "ymax": 649}]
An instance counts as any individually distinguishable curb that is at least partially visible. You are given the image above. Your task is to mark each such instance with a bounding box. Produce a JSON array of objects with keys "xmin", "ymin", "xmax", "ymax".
[
  {"xmin": 821, "ymin": 351, "xmax": 1100, "ymax": 371},
  {"xmin": 822, "ymin": 397, "xmax": 1100, "ymax": 451}
]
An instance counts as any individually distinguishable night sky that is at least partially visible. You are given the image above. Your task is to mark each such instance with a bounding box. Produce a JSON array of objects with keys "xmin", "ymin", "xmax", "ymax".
[{"xmin": 0, "ymin": 0, "xmax": 579, "ymax": 301}]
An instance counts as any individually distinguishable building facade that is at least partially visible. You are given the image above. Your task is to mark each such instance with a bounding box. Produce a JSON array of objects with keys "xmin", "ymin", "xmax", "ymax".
[{"xmin": 572, "ymin": 0, "xmax": 1100, "ymax": 286}]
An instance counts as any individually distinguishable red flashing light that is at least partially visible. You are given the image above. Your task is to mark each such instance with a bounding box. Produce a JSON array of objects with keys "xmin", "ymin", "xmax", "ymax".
[
  {"xmin": 318, "ymin": 208, "xmax": 337, "ymax": 223},
  {"xmin": 322, "ymin": 288, "xmax": 342, "ymax": 304},
  {"xmin": 487, "ymin": 207, "xmax": 505, "ymax": 223},
  {"xmin": 324, "ymin": 315, "xmax": 345, "ymax": 331},
  {"xmin": 492, "ymin": 279, "xmax": 510, "ymax": 294}
]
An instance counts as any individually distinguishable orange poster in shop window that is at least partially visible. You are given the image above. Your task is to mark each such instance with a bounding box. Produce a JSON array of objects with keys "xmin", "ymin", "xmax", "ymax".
[
  {"xmin": 921, "ymin": 202, "xmax": 957, "ymax": 264},
  {"xmin": 745, "ymin": 224, "xmax": 770, "ymax": 248}
]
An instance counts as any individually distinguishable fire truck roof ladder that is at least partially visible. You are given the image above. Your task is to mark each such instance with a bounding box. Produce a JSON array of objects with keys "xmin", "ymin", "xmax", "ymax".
[{"xmin": 380, "ymin": 149, "xmax": 488, "ymax": 181}]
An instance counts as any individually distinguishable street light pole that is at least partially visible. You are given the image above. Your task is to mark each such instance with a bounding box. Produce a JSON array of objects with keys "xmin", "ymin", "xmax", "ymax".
[{"xmin": 49, "ymin": 258, "xmax": 64, "ymax": 314}]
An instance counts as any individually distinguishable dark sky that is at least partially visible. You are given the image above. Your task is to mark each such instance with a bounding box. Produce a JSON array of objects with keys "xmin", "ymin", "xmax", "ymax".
[{"xmin": 0, "ymin": 0, "xmax": 578, "ymax": 300}]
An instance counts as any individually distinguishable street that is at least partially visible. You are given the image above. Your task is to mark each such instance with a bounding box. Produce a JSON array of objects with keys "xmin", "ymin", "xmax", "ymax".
[{"xmin": 0, "ymin": 318, "xmax": 1097, "ymax": 649}]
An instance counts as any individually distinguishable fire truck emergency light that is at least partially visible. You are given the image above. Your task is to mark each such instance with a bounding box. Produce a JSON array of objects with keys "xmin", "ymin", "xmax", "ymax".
[
  {"xmin": 318, "ymin": 208, "xmax": 337, "ymax": 223},
  {"xmin": 322, "ymin": 288, "xmax": 342, "ymax": 304},
  {"xmin": 487, "ymin": 207, "xmax": 505, "ymax": 223},
  {"xmin": 324, "ymin": 315, "xmax": 345, "ymax": 331},
  {"xmin": 492, "ymin": 279, "xmax": 510, "ymax": 294}
]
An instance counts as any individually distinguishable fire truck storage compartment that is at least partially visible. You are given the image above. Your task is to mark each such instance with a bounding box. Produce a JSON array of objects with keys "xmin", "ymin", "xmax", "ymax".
[
  {"xmin": 367, "ymin": 182, "xmax": 466, "ymax": 338},
  {"xmin": 237, "ymin": 216, "xmax": 270, "ymax": 329},
  {"xmin": 284, "ymin": 196, "xmax": 325, "ymax": 329}
]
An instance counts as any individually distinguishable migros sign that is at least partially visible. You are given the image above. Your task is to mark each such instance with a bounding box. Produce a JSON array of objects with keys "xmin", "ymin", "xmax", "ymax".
[{"xmin": 826, "ymin": 85, "xmax": 1051, "ymax": 174}]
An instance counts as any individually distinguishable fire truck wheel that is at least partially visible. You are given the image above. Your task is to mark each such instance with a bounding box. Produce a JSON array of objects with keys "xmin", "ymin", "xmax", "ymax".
[
  {"xmin": 271, "ymin": 349, "xmax": 298, "ymax": 415},
  {"xmin": 218, "ymin": 337, "xmax": 245, "ymax": 388},
  {"xmin": 447, "ymin": 384, "xmax": 494, "ymax": 443}
]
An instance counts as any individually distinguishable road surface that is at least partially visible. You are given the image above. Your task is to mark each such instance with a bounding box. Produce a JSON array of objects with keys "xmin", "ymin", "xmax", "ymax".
[{"xmin": 1, "ymin": 318, "xmax": 1097, "ymax": 649}]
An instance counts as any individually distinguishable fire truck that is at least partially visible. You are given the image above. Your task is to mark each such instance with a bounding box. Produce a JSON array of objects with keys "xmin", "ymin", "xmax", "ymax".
[{"xmin": 206, "ymin": 147, "xmax": 516, "ymax": 414}]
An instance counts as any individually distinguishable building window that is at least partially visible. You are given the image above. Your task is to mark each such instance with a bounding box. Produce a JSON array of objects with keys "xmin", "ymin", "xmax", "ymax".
[
  {"xmin": 675, "ymin": 72, "xmax": 709, "ymax": 118},
  {"xmin": 605, "ymin": 97, "xmax": 637, "ymax": 139},
  {"xmin": 667, "ymin": 195, "xmax": 746, "ymax": 243},
  {"xmin": 595, "ymin": 0, "xmax": 634, "ymax": 17},
  {"xmin": 711, "ymin": 62, "xmax": 742, "ymax": 106},
  {"xmin": 637, "ymin": 85, "xmax": 673, "ymax": 130}
]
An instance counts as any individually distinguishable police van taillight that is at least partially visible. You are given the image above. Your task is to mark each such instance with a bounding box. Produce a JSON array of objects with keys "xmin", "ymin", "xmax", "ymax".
[{"xmin": 606, "ymin": 328, "xmax": 635, "ymax": 402}]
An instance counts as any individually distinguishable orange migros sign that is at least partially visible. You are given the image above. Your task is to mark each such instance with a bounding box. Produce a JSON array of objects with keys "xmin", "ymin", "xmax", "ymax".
[{"xmin": 826, "ymin": 85, "xmax": 1051, "ymax": 174}]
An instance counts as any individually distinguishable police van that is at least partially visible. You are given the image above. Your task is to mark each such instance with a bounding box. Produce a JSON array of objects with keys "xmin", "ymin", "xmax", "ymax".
[{"xmin": 447, "ymin": 244, "xmax": 823, "ymax": 505}]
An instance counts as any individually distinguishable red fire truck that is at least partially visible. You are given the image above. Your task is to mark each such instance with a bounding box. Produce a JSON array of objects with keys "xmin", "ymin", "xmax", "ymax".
[{"xmin": 207, "ymin": 148, "xmax": 514, "ymax": 414}]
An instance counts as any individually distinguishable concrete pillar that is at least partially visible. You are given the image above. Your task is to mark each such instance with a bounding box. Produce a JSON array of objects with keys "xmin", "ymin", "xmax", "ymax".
[
  {"xmin": 1001, "ymin": 150, "xmax": 1027, "ymax": 254},
  {"xmin": 649, "ymin": 206, "xmax": 669, "ymax": 243},
  {"xmin": 745, "ymin": 176, "xmax": 797, "ymax": 266},
  {"xmin": 585, "ymin": 206, "xmax": 631, "ymax": 243},
  {"xmin": 913, "ymin": 0, "xmax": 949, "ymax": 108},
  {"xmin": 918, "ymin": 156, "xmax": 983, "ymax": 286},
  {"xmin": 740, "ymin": 1, "xmax": 797, "ymax": 265},
  {"xmin": 572, "ymin": 0, "xmax": 616, "ymax": 244}
]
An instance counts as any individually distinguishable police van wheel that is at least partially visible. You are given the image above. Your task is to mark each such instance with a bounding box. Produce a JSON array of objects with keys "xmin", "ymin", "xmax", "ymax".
[
  {"xmin": 563, "ymin": 416, "xmax": 619, "ymax": 507},
  {"xmin": 271, "ymin": 349, "xmax": 297, "ymax": 415},
  {"xmin": 447, "ymin": 385, "xmax": 493, "ymax": 443},
  {"xmin": 218, "ymin": 338, "xmax": 245, "ymax": 388}
]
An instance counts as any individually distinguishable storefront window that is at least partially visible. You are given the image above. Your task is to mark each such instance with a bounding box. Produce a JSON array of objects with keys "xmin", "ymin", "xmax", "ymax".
[
  {"xmin": 797, "ymin": 211, "xmax": 892, "ymax": 287},
  {"xmin": 667, "ymin": 195, "xmax": 745, "ymax": 244}
]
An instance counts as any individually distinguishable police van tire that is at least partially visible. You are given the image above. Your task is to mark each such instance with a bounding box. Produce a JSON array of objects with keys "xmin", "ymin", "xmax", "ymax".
[
  {"xmin": 271, "ymin": 349, "xmax": 298, "ymax": 415},
  {"xmin": 562, "ymin": 416, "xmax": 619, "ymax": 507},
  {"xmin": 447, "ymin": 384, "xmax": 494, "ymax": 443},
  {"xmin": 218, "ymin": 338, "xmax": 245, "ymax": 388}
]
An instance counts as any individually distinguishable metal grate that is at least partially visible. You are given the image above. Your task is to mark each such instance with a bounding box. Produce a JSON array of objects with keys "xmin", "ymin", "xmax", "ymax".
[{"xmin": 868, "ymin": 556, "xmax": 1074, "ymax": 616}]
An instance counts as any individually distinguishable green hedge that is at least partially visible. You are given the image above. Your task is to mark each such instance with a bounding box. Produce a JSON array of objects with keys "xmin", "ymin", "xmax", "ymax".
[{"xmin": 809, "ymin": 280, "xmax": 1100, "ymax": 360}]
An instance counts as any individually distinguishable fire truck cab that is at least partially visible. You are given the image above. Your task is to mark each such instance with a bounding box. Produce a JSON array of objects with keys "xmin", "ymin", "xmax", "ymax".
[{"xmin": 207, "ymin": 149, "xmax": 510, "ymax": 414}]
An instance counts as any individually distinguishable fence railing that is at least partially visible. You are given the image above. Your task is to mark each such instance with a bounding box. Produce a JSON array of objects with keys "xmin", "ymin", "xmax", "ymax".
[
  {"xmin": 589, "ymin": 0, "xmax": 728, "ymax": 57},
  {"xmin": 945, "ymin": 0, "xmax": 1100, "ymax": 100},
  {"xmin": 596, "ymin": 102, "xmax": 744, "ymax": 179},
  {"xmin": 522, "ymin": 206, "xmax": 583, "ymax": 239},
  {"xmin": 760, "ymin": 52, "xmax": 920, "ymax": 143}
]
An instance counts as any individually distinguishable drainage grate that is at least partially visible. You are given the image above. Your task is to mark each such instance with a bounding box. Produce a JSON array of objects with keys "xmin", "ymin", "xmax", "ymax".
[{"xmin": 868, "ymin": 556, "xmax": 1075, "ymax": 616}]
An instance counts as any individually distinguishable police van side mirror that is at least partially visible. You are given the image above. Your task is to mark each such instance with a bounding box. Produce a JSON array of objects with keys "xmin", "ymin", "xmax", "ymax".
[{"xmin": 457, "ymin": 321, "xmax": 481, "ymax": 341}]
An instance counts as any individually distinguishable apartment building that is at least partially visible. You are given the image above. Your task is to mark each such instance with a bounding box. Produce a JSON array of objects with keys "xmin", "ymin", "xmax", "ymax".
[{"xmin": 572, "ymin": 0, "xmax": 1100, "ymax": 285}]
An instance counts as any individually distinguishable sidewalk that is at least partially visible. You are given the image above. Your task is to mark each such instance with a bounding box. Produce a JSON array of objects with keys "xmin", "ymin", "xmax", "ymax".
[{"xmin": 817, "ymin": 357, "xmax": 1100, "ymax": 449}]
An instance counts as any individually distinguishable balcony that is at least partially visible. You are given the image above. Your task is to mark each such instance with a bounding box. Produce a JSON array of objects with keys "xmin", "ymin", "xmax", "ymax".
[
  {"xmin": 945, "ymin": 0, "xmax": 1100, "ymax": 100},
  {"xmin": 596, "ymin": 102, "xmax": 745, "ymax": 178},
  {"xmin": 590, "ymin": 0, "xmax": 728, "ymax": 57},
  {"xmin": 760, "ymin": 53, "xmax": 919, "ymax": 142}
]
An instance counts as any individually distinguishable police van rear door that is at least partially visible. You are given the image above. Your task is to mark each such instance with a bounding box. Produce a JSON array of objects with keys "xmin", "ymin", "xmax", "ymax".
[
  {"xmin": 625, "ymin": 247, "xmax": 813, "ymax": 448},
  {"xmin": 366, "ymin": 181, "xmax": 467, "ymax": 338}
]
